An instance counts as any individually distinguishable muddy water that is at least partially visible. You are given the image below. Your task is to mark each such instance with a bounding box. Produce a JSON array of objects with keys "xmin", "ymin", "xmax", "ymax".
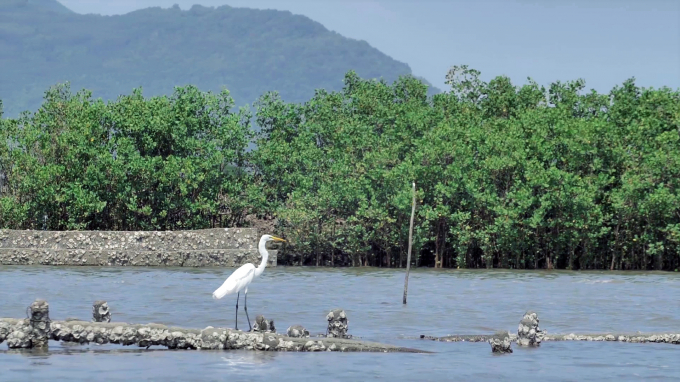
[{"xmin": 1, "ymin": 267, "xmax": 678, "ymax": 381}]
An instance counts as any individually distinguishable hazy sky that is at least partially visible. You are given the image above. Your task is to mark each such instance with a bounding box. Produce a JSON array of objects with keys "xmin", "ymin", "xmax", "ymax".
[{"xmin": 58, "ymin": 0, "xmax": 680, "ymax": 93}]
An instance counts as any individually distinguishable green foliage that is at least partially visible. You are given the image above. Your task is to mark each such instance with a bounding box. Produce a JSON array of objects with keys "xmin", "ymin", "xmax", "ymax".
[
  {"xmin": 0, "ymin": 0, "xmax": 439, "ymax": 117},
  {"xmin": 252, "ymin": 67, "xmax": 680, "ymax": 270},
  {"xmin": 0, "ymin": 83, "xmax": 253, "ymax": 230},
  {"xmin": 1, "ymin": 65, "xmax": 678, "ymax": 270}
]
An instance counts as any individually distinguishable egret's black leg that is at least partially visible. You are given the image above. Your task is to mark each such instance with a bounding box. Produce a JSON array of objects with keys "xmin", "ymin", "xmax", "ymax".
[
  {"xmin": 244, "ymin": 293, "xmax": 252, "ymax": 331},
  {"xmin": 235, "ymin": 292, "xmax": 240, "ymax": 331}
]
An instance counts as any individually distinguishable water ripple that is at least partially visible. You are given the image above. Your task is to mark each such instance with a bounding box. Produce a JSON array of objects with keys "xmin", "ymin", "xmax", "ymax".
[{"xmin": 1, "ymin": 266, "xmax": 679, "ymax": 381}]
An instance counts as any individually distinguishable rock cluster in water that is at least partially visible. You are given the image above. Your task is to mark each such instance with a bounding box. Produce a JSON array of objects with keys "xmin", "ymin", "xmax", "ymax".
[
  {"xmin": 548, "ymin": 333, "xmax": 680, "ymax": 344},
  {"xmin": 1, "ymin": 319, "xmax": 32, "ymax": 348},
  {"xmin": 0, "ymin": 300, "xmax": 50, "ymax": 349},
  {"xmin": 92, "ymin": 301, "xmax": 111, "ymax": 323},
  {"xmin": 488, "ymin": 331, "xmax": 513, "ymax": 354},
  {"xmin": 422, "ymin": 309, "xmax": 680, "ymax": 351},
  {"xmin": 251, "ymin": 315, "xmax": 276, "ymax": 333},
  {"xmin": 517, "ymin": 311, "xmax": 544, "ymax": 347},
  {"xmin": 326, "ymin": 309, "xmax": 351, "ymax": 339},
  {"xmin": 0, "ymin": 319, "xmax": 421, "ymax": 352},
  {"xmin": 0, "ymin": 301, "xmax": 424, "ymax": 353},
  {"xmin": 286, "ymin": 325, "xmax": 310, "ymax": 338},
  {"xmin": 29, "ymin": 299, "xmax": 51, "ymax": 348},
  {"xmin": 4, "ymin": 299, "xmax": 678, "ymax": 355}
]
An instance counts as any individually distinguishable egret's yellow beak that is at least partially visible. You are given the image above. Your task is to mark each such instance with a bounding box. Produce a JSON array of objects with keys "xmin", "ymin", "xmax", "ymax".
[{"xmin": 271, "ymin": 236, "xmax": 287, "ymax": 242}]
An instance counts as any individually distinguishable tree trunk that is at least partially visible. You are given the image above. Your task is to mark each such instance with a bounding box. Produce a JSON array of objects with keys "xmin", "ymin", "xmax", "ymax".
[{"xmin": 610, "ymin": 223, "xmax": 620, "ymax": 271}]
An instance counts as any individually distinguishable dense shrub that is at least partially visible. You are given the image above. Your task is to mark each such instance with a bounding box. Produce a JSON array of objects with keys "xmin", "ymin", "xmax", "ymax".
[{"xmin": 2, "ymin": 67, "xmax": 678, "ymax": 270}]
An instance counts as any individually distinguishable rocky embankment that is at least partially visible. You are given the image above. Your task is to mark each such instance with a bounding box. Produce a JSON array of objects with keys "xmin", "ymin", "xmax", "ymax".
[{"xmin": 0, "ymin": 228, "xmax": 277, "ymax": 267}]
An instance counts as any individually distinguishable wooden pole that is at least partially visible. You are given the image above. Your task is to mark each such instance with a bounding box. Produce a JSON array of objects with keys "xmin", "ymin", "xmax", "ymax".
[{"xmin": 403, "ymin": 182, "xmax": 416, "ymax": 305}]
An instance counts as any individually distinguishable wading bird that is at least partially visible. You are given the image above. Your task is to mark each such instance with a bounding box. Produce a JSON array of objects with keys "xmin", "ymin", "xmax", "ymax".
[{"xmin": 212, "ymin": 234, "xmax": 286, "ymax": 331}]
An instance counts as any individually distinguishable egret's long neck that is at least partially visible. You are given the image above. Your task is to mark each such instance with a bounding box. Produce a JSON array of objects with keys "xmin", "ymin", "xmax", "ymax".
[{"xmin": 254, "ymin": 237, "xmax": 269, "ymax": 277}]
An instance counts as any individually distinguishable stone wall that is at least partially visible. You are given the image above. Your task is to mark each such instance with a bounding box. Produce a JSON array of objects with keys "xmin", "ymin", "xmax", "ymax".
[{"xmin": 0, "ymin": 228, "xmax": 277, "ymax": 267}]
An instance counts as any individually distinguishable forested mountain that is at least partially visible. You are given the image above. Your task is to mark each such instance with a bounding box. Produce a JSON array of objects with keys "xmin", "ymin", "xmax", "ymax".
[{"xmin": 0, "ymin": 0, "xmax": 439, "ymax": 116}]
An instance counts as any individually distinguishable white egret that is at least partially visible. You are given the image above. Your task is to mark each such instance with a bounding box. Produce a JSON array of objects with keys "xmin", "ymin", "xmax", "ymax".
[{"xmin": 212, "ymin": 234, "xmax": 286, "ymax": 331}]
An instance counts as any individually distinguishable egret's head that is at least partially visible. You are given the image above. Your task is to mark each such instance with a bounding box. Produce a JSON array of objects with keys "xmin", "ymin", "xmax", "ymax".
[{"xmin": 262, "ymin": 234, "xmax": 286, "ymax": 243}]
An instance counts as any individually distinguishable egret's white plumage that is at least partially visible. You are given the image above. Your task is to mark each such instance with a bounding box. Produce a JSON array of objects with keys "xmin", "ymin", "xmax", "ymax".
[
  {"xmin": 212, "ymin": 234, "xmax": 286, "ymax": 330},
  {"xmin": 212, "ymin": 263, "xmax": 255, "ymax": 299}
]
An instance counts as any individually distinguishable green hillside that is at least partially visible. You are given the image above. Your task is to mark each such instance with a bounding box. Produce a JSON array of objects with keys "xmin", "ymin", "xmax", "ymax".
[{"xmin": 0, "ymin": 0, "xmax": 440, "ymax": 117}]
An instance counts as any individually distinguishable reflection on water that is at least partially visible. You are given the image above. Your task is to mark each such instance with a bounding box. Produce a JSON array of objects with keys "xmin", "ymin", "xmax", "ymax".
[{"xmin": 0, "ymin": 266, "xmax": 679, "ymax": 381}]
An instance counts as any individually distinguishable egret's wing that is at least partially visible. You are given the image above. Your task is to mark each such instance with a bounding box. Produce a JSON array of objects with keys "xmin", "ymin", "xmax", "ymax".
[{"xmin": 212, "ymin": 264, "xmax": 255, "ymax": 299}]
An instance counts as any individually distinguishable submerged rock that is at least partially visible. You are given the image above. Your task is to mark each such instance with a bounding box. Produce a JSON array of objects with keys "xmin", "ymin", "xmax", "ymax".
[{"xmin": 488, "ymin": 331, "xmax": 513, "ymax": 354}]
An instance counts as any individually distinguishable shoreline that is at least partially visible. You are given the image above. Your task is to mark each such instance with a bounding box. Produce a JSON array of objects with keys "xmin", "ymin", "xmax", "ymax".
[
  {"xmin": 0, "ymin": 228, "xmax": 277, "ymax": 268},
  {"xmin": 1, "ymin": 229, "xmax": 678, "ymax": 272}
]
